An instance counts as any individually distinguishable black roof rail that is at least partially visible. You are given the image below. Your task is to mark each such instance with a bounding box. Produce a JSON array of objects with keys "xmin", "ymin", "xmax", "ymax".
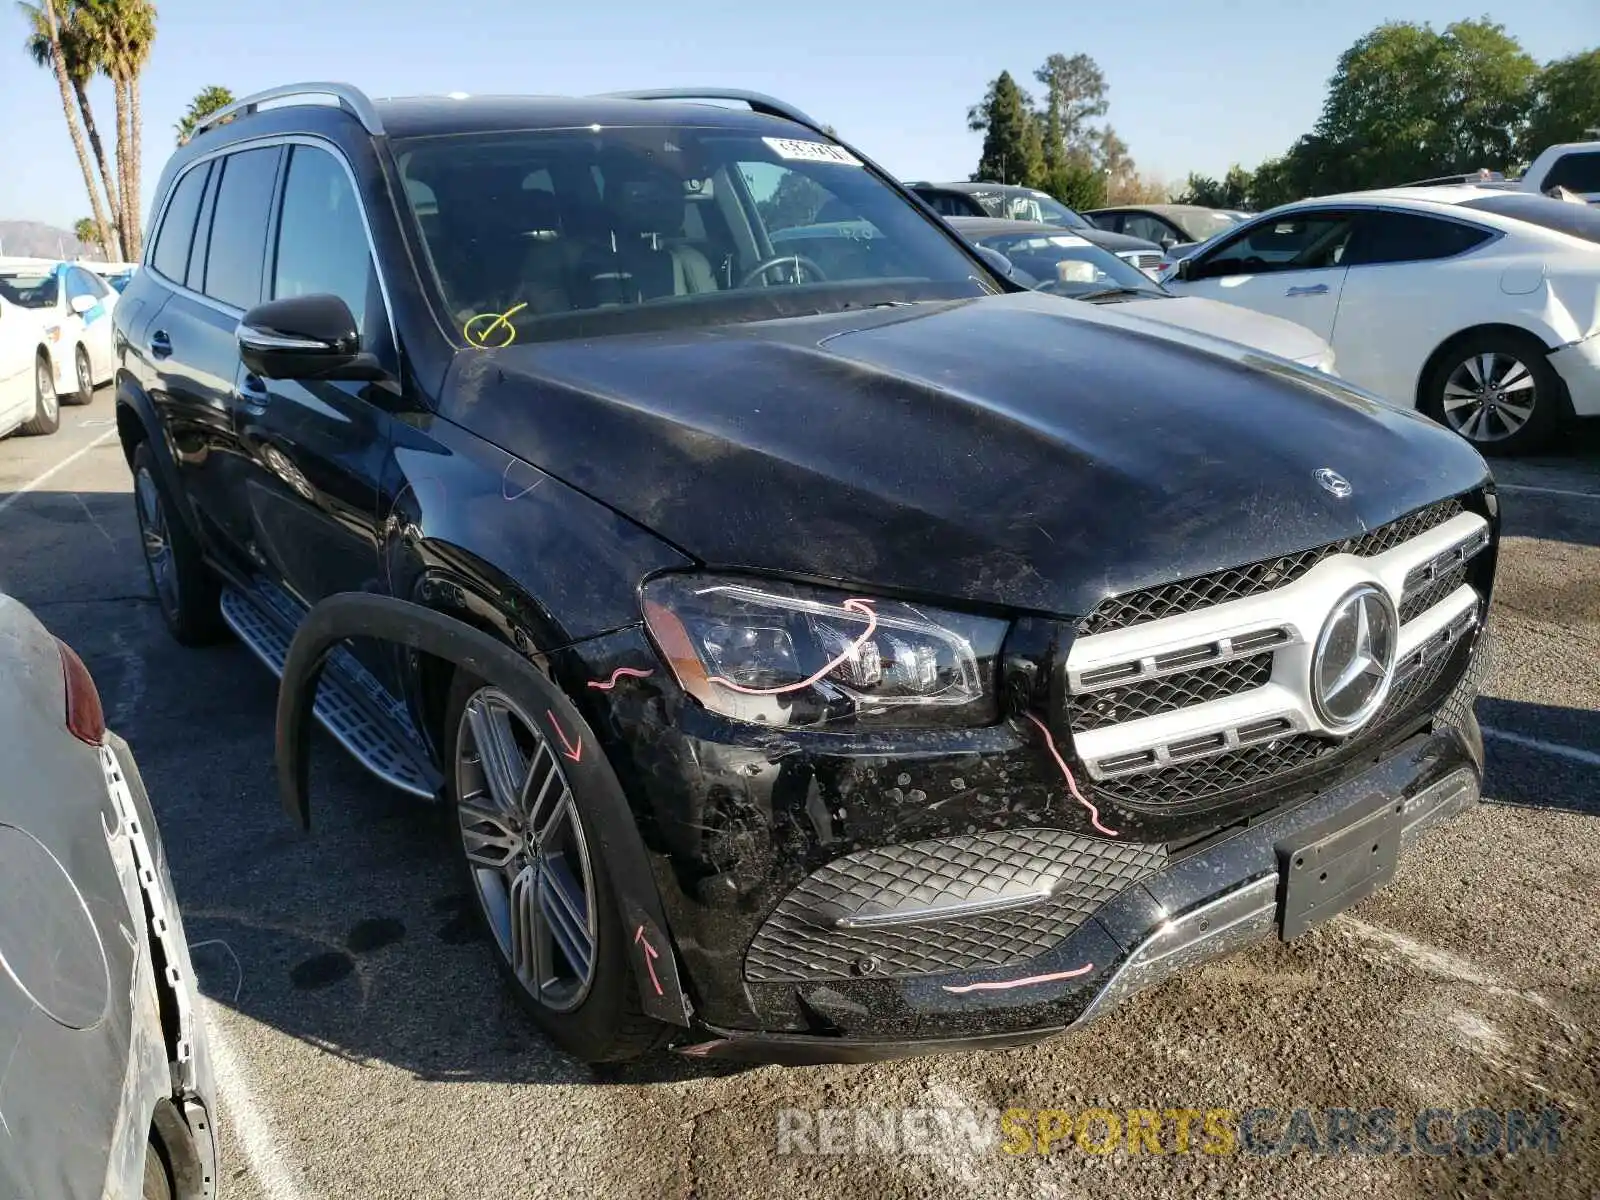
[
  {"xmin": 196, "ymin": 82, "xmax": 384, "ymax": 137},
  {"xmin": 593, "ymin": 88, "xmax": 826, "ymax": 138}
]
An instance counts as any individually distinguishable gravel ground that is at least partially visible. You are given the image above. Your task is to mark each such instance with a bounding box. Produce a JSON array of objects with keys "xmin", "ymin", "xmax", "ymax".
[{"xmin": 2, "ymin": 394, "xmax": 1596, "ymax": 1200}]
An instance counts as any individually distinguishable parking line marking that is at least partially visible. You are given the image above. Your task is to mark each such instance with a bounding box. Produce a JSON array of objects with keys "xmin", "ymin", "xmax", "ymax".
[
  {"xmin": 202, "ymin": 1000, "xmax": 313, "ymax": 1200},
  {"xmin": 0, "ymin": 429, "xmax": 118, "ymax": 520},
  {"xmin": 1497, "ymin": 483, "xmax": 1600, "ymax": 502},
  {"xmin": 1483, "ymin": 726, "xmax": 1600, "ymax": 767}
]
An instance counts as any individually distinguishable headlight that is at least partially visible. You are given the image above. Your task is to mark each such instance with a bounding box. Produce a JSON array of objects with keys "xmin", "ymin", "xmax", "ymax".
[{"xmin": 641, "ymin": 573, "xmax": 1007, "ymax": 730}]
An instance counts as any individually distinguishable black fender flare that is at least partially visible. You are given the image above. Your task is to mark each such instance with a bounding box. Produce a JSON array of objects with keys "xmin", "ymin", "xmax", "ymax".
[{"xmin": 276, "ymin": 592, "xmax": 692, "ymax": 1026}]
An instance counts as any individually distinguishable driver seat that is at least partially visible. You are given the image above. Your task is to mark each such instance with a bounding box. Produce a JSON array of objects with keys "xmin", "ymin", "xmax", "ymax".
[{"xmin": 577, "ymin": 171, "xmax": 715, "ymax": 306}]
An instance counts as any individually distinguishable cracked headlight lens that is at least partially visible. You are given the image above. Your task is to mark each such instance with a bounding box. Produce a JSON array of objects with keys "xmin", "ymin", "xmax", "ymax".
[{"xmin": 641, "ymin": 574, "xmax": 1007, "ymax": 729}]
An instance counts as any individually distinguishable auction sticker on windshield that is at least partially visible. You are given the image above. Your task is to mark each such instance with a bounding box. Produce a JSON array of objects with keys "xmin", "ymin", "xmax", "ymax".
[{"xmin": 762, "ymin": 137, "xmax": 862, "ymax": 166}]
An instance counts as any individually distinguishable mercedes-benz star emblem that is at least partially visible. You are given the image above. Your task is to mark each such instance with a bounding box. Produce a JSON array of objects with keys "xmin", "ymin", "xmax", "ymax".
[
  {"xmin": 1312, "ymin": 585, "xmax": 1398, "ymax": 733},
  {"xmin": 1315, "ymin": 468, "xmax": 1353, "ymax": 498}
]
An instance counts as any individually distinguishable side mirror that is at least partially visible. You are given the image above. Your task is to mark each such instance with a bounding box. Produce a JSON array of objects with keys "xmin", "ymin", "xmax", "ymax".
[
  {"xmin": 1160, "ymin": 235, "xmax": 1178, "ymax": 250},
  {"xmin": 70, "ymin": 294, "xmax": 96, "ymax": 315},
  {"xmin": 973, "ymin": 245, "xmax": 1020, "ymax": 281},
  {"xmin": 1175, "ymin": 257, "xmax": 1196, "ymax": 282},
  {"xmin": 237, "ymin": 294, "xmax": 384, "ymax": 381}
]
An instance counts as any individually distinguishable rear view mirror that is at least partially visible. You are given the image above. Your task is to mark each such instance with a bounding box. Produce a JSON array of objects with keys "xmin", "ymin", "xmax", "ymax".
[{"xmin": 237, "ymin": 294, "xmax": 385, "ymax": 382}]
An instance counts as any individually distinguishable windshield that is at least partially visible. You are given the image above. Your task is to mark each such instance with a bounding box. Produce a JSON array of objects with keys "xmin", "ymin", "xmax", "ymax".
[
  {"xmin": 0, "ymin": 270, "xmax": 59, "ymax": 309},
  {"xmin": 1174, "ymin": 210, "xmax": 1243, "ymax": 242},
  {"xmin": 972, "ymin": 189, "xmax": 1088, "ymax": 228},
  {"xmin": 978, "ymin": 232, "xmax": 1165, "ymax": 299},
  {"xmin": 395, "ymin": 127, "xmax": 995, "ymax": 342}
]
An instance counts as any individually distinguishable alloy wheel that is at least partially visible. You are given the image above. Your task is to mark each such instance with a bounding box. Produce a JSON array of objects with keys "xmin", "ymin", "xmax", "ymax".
[
  {"xmin": 1441, "ymin": 351, "xmax": 1537, "ymax": 443},
  {"xmin": 455, "ymin": 688, "xmax": 598, "ymax": 1013},
  {"xmin": 134, "ymin": 467, "xmax": 178, "ymax": 614},
  {"xmin": 36, "ymin": 359, "xmax": 57, "ymax": 423}
]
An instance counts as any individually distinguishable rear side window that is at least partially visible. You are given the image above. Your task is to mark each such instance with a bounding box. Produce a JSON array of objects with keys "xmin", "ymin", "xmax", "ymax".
[
  {"xmin": 1344, "ymin": 211, "xmax": 1492, "ymax": 266},
  {"xmin": 150, "ymin": 164, "xmax": 209, "ymax": 283},
  {"xmin": 1460, "ymin": 193, "xmax": 1600, "ymax": 245},
  {"xmin": 203, "ymin": 147, "xmax": 282, "ymax": 309},
  {"xmin": 1543, "ymin": 151, "xmax": 1600, "ymax": 193},
  {"xmin": 271, "ymin": 145, "xmax": 380, "ymax": 335}
]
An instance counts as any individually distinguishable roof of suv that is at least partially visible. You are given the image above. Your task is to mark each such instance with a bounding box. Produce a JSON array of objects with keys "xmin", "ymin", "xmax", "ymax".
[{"xmin": 370, "ymin": 93, "xmax": 805, "ymax": 139}]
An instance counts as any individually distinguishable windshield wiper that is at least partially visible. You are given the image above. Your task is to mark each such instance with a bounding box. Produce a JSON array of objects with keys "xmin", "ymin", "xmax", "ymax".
[{"xmin": 1076, "ymin": 286, "xmax": 1160, "ymax": 302}]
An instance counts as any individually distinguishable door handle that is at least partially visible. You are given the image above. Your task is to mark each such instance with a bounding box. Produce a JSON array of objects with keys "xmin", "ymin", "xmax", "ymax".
[
  {"xmin": 1285, "ymin": 284, "xmax": 1328, "ymax": 297},
  {"xmin": 149, "ymin": 329, "xmax": 172, "ymax": 358}
]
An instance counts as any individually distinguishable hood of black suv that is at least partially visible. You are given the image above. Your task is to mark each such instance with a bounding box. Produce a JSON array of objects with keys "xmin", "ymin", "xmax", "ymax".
[{"xmin": 444, "ymin": 291, "xmax": 1489, "ymax": 617}]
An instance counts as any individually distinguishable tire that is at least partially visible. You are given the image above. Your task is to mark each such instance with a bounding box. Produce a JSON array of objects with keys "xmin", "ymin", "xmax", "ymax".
[
  {"xmin": 141, "ymin": 1143, "xmax": 173, "ymax": 1200},
  {"xmin": 443, "ymin": 669, "xmax": 668, "ymax": 1063},
  {"xmin": 18, "ymin": 354, "xmax": 60, "ymax": 436},
  {"xmin": 67, "ymin": 343, "xmax": 94, "ymax": 405},
  {"xmin": 1421, "ymin": 330, "xmax": 1568, "ymax": 456},
  {"xmin": 131, "ymin": 440, "xmax": 227, "ymax": 645}
]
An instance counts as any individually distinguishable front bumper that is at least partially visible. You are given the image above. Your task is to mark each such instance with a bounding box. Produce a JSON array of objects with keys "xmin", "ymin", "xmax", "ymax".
[
  {"xmin": 1549, "ymin": 333, "xmax": 1600, "ymax": 417},
  {"xmin": 678, "ymin": 729, "xmax": 1481, "ymax": 1063}
]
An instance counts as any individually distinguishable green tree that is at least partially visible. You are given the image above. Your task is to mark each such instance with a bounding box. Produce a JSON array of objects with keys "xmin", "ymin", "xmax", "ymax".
[
  {"xmin": 1308, "ymin": 19, "xmax": 1537, "ymax": 190},
  {"xmin": 1042, "ymin": 158, "xmax": 1105, "ymax": 211},
  {"xmin": 176, "ymin": 84, "xmax": 235, "ymax": 145},
  {"xmin": 1032, "ymin": 53, "xmax": 1108, "ymax": 172},
  {"xmin": 19, "ymin": 0, "xmax": 117, "ymax": 257},
  {"xmin": 1520, "ymin": 50, "xmax": 1600, "ymax": 161},
  {"xmin": 968, "ymin": 71, "xmax": 1044, "ymax": 185},
  {"xmin": 73, "ymin": 215, "xmax": 95, "ymax": 244}
]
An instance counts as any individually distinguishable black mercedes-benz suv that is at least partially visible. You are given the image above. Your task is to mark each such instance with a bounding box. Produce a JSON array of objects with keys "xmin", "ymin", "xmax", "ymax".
[{"xmin": 114, "ymin": 83, "xmax": 1497, "ymax": 1064}]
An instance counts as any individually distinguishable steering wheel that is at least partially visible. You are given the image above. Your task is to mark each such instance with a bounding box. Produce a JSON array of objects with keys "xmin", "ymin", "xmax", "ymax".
[{"xmin": 738, "ymin": 254, "xmax": 828, "ymax": 289}]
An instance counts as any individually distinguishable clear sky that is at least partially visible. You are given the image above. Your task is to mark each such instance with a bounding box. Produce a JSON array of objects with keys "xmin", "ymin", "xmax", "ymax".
[{"xmin": 2, "ymin": 0, "xmax": 1595, "ymax": 232}]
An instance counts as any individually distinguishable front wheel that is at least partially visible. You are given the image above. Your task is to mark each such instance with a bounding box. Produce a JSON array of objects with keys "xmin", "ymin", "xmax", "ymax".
[
  {"xmin": 132, "ymin": 441, "xmax": 226, "ymax": 645},
  {"xmin": 1422, "ymin": 332, "xmax": 1567, "ymax": 456},
  {"xmin": 445, "ymin": 672, "xmax": 666, "ymax": 1062}
]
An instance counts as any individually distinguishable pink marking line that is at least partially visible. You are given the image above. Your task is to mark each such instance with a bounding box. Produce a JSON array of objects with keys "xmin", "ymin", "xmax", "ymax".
[
  {"xmin": 706, "ymin": 598, "xmax": 878, "ymax": 696},
  {"xmin": 941, "ymin": 962, "xmax": 1096, "ymax": 995},
  {"xmin": 588, "ymin": 667, "xmax": 655, "ymax": 691},
  {"xmin": 547, "ymin": 710, "xmax": 583, "ymax": 763},
  {"xmin": 633, "ymin": 924, "xmax": 664, "ymax": 996},
  {"xmin": 1022, "ymin": 710, "xmax": 1119, "ymax": 837}
]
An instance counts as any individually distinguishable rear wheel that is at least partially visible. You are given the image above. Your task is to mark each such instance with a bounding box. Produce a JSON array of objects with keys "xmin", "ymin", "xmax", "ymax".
[
  {"xmin": 18, "ymin": 354, "xmax": 60, "ymax": 436},
  {"xmin": 444, "ymin": 671, "xmax": 667, "ymax": 1062},
  {"xmin": 132, "ymin": 440, "xmax": 226, "ymax": 645},
  {"xmin": 1422, "ymin": 331, "xmax": 1567, "ymax": 456},
  {"xmin": 68, "ymin": 343, "xmax": 94, "ymax": 405}
]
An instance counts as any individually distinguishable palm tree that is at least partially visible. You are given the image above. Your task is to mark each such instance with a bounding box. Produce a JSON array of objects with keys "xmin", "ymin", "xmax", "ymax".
[
  {"xmin": 18, "ymin": 0, "xmax": 116, "ymax": 257},
  {"xmin": 176, "ymin": 84, "xmax": 233, "ymax": 145},
  {"xmin": 78, "ymin": 0, "xmax": 155, "ymax": 259}
]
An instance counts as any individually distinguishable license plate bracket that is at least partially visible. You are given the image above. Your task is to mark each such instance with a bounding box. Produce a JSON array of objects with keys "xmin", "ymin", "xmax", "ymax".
[{"xmin": 1276, "ymin": 794, "xmax": 1403, "ymax": 941}]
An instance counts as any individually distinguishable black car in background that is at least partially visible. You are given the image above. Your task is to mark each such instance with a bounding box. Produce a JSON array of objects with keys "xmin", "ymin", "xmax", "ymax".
[
  {"xmin": 910, "ymin": 180, "xmax": 1167, "ymax": 274},
  {"xmin": 113, "ymin": 83, "xmax": 1496, "ymax": 1065}
]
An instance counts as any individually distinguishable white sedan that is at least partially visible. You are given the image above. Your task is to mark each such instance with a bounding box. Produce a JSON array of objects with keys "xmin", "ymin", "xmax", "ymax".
[
  {"xmin": 0, "ymin": 260, "xmax": 119, "ymax": 433},
  {"xmin": 1162, "ymin": 189, "xmax": 1600, "ymax": 454}
]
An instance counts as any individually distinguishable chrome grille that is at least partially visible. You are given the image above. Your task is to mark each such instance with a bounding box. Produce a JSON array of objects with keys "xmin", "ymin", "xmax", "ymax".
[
  {"xmin": 1080, "ymin": 497, "xmax": 1465, "ymax": 636},
  {"xmin": 1063, "ymin": 494, "xmax": 1488, "ymax": 807},
  {"xmin": 1067, "ymin": 653, "xmax": 1273, "ymax": 732}
]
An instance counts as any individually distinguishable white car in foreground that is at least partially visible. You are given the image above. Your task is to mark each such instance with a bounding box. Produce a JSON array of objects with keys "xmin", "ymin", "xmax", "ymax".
[
  {"xmin": 0, "ymin": 260, "xmax": 119, "ymax": 436},
  {"xmin": 1162, "ymin": 190, "xmax": 1600, "ymax": 454}
]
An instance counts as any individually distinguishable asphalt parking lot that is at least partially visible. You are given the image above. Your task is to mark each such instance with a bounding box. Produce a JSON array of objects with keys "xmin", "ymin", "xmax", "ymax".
[{"xmin": 1, "ymin": 390, "xmax": 1596, "ymax": 1200}]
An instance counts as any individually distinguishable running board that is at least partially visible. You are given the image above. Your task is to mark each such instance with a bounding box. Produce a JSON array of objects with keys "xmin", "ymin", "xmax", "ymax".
[{"xmin": 219, "ymin": 583, "xmax": 441, "ymax": 800}]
